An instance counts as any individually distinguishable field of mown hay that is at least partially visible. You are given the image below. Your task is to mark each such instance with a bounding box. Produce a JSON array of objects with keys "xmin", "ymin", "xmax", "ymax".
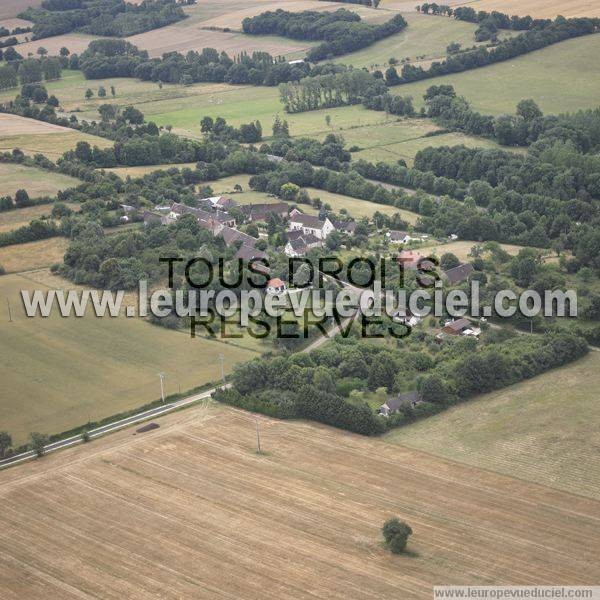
[
  {"xmin": 12, "ymin": 0, "xmax": 390, "ymax": 60},
  {"xmin": 0, "ymin": 1, "xmax": 40, "ymax": 20},
  {"xmin": 0, "ymin": 114, "xmax": 112, "ymax": 160},
  {"xmin": 381, "ymin": 0, "xmax": 600, "ymax": 18},
  {"xmin": 0, "ymin": 405, "xmax": 599, "ymax": 599}
]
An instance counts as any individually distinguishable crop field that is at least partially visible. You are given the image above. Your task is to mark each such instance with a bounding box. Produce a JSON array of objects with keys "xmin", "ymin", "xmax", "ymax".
[
  {"xmin": 0, "ymin": 164, "xmax": 79, "ymax": 198},
  {"xmin": 0, "ymin": 113, "xmax": 112, "ymax": 160},
  {"xmin": 385, "ymin": 351, "xmax": 600, "ymax": 500},
  {"xmin": 392, "ymin": 34, "xmax": 600, "ymax": 115},
  {"xmin": 0, "ymin": 203, "xmax": 78, "ymax": 235},
  {"xmin": 13, "ymin": 0, "xmax": 392, "ymax": 60},
  {"xmin": 0, "ymin": 238, "xmax": 69, "ymax": 273},
  {"xmin": 440, "ymin": 0, "xmax": 600, "ymax": 19},
  {"xmin": 0, "ymin": 274, "xmax": 260, "ymax": 445},
  {"xmin": 0, "ymin": 1, "xmax": 39, "ymax": 20},
  {"xmin": 0, "ymin": 405, "xmax": 599, "ymax": 597}
]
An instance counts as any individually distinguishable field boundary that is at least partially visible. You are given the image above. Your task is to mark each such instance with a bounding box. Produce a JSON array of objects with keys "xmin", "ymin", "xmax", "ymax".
[{"xmin": 0, "ymin": 383, "xmax": 227, "ymax": 470}]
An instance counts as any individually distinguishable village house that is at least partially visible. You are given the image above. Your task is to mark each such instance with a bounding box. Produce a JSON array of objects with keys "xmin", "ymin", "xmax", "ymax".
[
  {"xmin": 204, "ymin": 195, "xmax": 238, "ymax": 212},
  {"xmin": 167, "ymin": 202, "xmax": 236, "ymax": 234},
  {"xmin": 288, "ymin": 210, "xmax": 330, "ymax": 239},
  {"xmin": 241, "ymin": 202, "xmax": 290, "ymax": 223},
  {"xmin": 440, "ymin": 318, "xmax": 481, "ymax": 339},
  {"xmin": 143, "ymin": 210, "xmax": 169, "ymax": 226},
  {"xmin": 266, "ymin": 278, "xmax": 287, "ymax": 295},
  {"xmin": 444, "ymin": 263, "xmax": 474, "ymax": 285},
  {"xmin": 284, "ymin": 229, "xmax": 322, "ymax": 257},
  {"xmin": 219, "ymin": 226, "xmax": 257, "ymax": 248},
  {"xmin": 379, "ymin": 391, "xmax": 422, "ymax": 417},
  {"xmin": 386, "ymin": 230, "xmax": 412, "ymax": 244},
  {"xmin": 325, "ymin": 217, "xmax": 357, "ymax": 236},
  {"xmin": 396, "ymin": 249, "xmax": 435, "ymax": 270}
]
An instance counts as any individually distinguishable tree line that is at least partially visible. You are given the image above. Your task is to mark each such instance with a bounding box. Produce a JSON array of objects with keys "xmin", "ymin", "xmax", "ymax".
[
  {"xmin": 213, "ymin": 331, "xmax": 587, "ymax": 435},
  {"xmin": 0, "ymin": 57, "xmax": 62, "ymax": 90},
  {"xmin": 76, "ymin": 38, "xmax": 313, "ymax": 87},
  {"xmin": 20, "ymin": 0, "xmax": 186, "ymax": 40},
  {"xmin": 386, "ymin": 16, "xmax": 600, "ymax": 85},
  {"xmin": 242, "ymin": 8, "xmax": 407, "ymax": 62},
  {"xmin": 279, "ymin": 68, "xmax": 386, "ymax": 112}
]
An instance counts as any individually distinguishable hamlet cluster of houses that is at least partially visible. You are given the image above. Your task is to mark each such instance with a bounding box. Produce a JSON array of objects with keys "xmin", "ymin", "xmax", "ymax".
[{"xmin": 142, "ymin": 193, "xmax": 360, "ymax": 261}]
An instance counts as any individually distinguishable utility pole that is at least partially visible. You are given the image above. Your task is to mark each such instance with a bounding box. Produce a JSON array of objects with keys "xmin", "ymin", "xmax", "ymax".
[
  {"xmin": 158, "ymin": 372, "xmax": 165, "ymax": 403},
  {"xmin": 256, "ymin": 419, "xmax": 262, "ymax": 454},
  {"xmin": 6, "ymin": 298, "xmax": 12, "ymax": 323}
]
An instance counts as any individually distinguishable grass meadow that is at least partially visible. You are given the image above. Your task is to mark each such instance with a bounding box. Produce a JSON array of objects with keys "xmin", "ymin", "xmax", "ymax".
[
  {"xmin": 391, "ymin": 34, "xmax": 600, "ymax": 115},
  {"xmin": 0, "ymin": 164, "xmax": 79, "ymax": 198},
  {"xmin": 385, "ymin": 351, "xmax": 600, "ymax": 499},
  {"xmin": 0, "ymin": 273, "xmax": 260, "ymax": 444}
]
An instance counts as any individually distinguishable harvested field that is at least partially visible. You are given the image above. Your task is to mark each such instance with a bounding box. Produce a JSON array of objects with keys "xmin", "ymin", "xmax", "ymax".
[
  {"xmin": 0, "ymin": 163, "xmax": 79, "ymax": 198},
  {"xmin": 0, "ymin": 405, "xmax": 599, "ymax": 598},
  {"xmin": 0, "ymin": 113, "xmax": 73, "ymax": 136},
  {"xmin": 447, "ymin": 0, "xmax": 600, "ymax": 19},
  {"xmin": 0, "ymin": 114, "xmax": 112, "ymax": 159},
  {"xmin": 0, "ymin": 1, "xmax": 40, "ymax": 20},
  {"xmin": 0, "ymin": 237, "xmax": 68, "ymax": 273},
  {"xmin": 385, "ymin": 352, "xmax": 600, "ymax": 500}
]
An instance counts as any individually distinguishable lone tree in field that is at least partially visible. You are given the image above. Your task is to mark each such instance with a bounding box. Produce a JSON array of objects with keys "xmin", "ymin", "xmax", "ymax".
[
  {"xmin": 382, "ymin": 518, "xmax": 413, "ymax": 554},
  {"xmin": 29, "ymin": 432, "xmax": 49, "ymax": 458},
  {"xmin": 0, "ymin": 431, "xmax": 12, "ymax": 457},
  {"xmin": 85, "ymin": 88, "xmax": 93, "ymax": 100}
]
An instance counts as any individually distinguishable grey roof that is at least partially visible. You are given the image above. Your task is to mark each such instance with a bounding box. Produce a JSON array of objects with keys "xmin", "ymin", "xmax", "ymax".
[
  {"xmin": 220, "ymin": 226, "xmax": 258, "ymax": 247},
  {"xmin": 332, "ymin": 219, "xmax": 356, "ymax": 234},
  {"xmin": 235, "ymin": 244, "xmax": 267, "ymax": 261},
  {"xmin": 241, "ymin": 202, "xmax": 290, "ymax": 220},
  {"xmin": 289, "ymin": 212, "xmax": 324, "ymax": 229},
  {"xmin": 380, "ymin": 391, "xmax": 421, "ymax": 414},
  {"xmin": 388, "ymin": 230, "xmax": 409, "ymax": 241},
  {"xmin": 444, "ymin": 263, "xmax": 474, "ymax": 285},
  {"xmin": 443, "ymin": 317, "xmax": 471, "ymax": 332}
]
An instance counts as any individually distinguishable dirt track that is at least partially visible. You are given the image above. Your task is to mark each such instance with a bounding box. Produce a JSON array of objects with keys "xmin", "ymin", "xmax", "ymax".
[{"xmin": 1, "ymin": 405, "xmax": 599, "ymax": 599}]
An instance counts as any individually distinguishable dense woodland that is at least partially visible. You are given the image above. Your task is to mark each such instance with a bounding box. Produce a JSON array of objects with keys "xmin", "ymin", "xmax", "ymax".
[
  {"xmin": 242, "ymin": 9, "xmax": 407, "ymax": 62},
  {"xmin": 20, "ymin": 0, "xmax": 187, "ymax": 40}
]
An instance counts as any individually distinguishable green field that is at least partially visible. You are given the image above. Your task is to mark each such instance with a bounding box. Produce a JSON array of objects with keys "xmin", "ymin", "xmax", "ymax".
[
  {"xmin": 303, "ymin": 187, "xmax": 419, "ymax": 223},
  {"xmin": 0, "ymin": 273, "xmax": 260, "ymax": 444},
  {"xmin": 385, "ymin": 351, "xmax": 600, "ymax": 499},
  {"xmin": 0, "ymin": 163, "xmax": 79, "ymax": 198},
  {"xmin": 391, "ymin": 34, "xmax": 600, "ymax": 115},
  {"xmin": 332, "ymin": 12, "xmax": 483, "ymax": 70}
]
